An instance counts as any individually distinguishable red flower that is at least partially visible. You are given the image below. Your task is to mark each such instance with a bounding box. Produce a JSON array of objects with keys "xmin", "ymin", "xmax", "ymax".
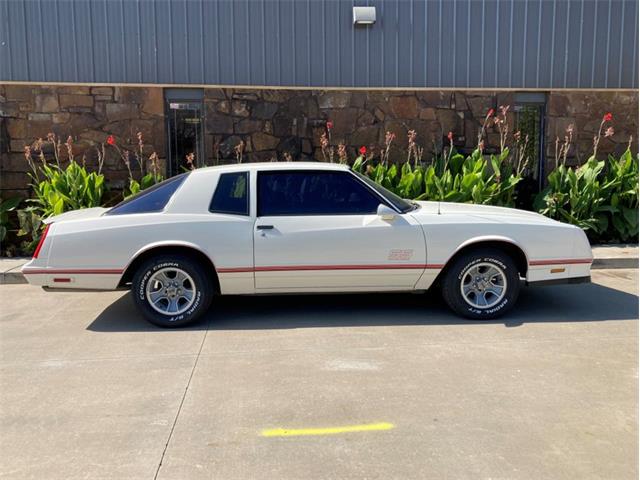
[
  {"xmin": 326, "ymin": 121, "xmax": 333, "ymax": 130},
  {"xmin": 106, "ymin": 135, "xmax": 116, "ymax": 146},
  {"xmin": 603, "ymin": 112, "xmax": 613, "ymax": 122},
  {"xmin": 447, "ymin": 131, "xmax": 453, "ymax": 141},
  {"xmin": 359, "ymin": 146, "xmax": 367, "ymax": 155},
  {"xmin": 487, "ymin": 108, "xmax": 495, "ymax": 117}
]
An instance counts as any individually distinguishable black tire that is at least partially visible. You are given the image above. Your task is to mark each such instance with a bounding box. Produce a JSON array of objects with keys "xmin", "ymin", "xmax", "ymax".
[
  {"xmin": 131, "ymin": 254, "xmax": 214, "ymax": 328},
  {"xmin": 441, "ymin": 248, "xmax": 520, "ymax": 320}
]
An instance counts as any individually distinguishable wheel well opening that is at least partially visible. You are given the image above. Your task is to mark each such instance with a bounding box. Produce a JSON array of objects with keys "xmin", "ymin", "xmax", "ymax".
[
  {"xmin": 118, "ymin": 245, "xmax": 220, "ymax": 293},
  {"xmin": 436, "ymin": 241, "xmax": 528, "ymax": 284}
]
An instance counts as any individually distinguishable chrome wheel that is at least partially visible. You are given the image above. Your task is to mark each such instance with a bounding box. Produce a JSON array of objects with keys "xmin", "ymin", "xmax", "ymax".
[
  {"xmin": 460, "ymin": 262, "xmax": 507, "ymax": 309},
  {"xmin": 145, "ymin": 267, "xmax": 196, "ymax": 316}
]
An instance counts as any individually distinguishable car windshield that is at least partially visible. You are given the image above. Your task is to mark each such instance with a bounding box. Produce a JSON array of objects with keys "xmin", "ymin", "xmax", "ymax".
[{"xmin": 353, "ymin": 171, "xmax": 417, "ymax": 213}]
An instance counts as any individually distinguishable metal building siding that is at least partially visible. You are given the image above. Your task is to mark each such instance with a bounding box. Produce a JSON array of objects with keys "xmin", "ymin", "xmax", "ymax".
[{"xmin": 1, "ymin": 0, "xmax": 637, "ymax": 88}]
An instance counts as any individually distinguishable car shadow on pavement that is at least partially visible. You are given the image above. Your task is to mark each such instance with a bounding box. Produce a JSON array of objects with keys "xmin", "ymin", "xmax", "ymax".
[{"xmin": 87, "ymin": 281, "xmax": 638, "ymax": 332}]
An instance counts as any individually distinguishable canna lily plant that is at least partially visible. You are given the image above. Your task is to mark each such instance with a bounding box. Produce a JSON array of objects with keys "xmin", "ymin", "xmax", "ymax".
[
  {"xmin": 23, "ymin": 135, "xmax": 106, "ymax": 218},
  {"xmin": 534, "ymin": 113, "xmax": 639, "ymax": 242},
  {"xmin": 351, "ymin": 107, "xmax": 526, "ymax": 207},
  {"xmin": 109, "ymin": 132, "xmax": 164, "ymax": 199},
  {"xmin": 534, "ymin": 146, "xmax": 638, "ymax": 242}
]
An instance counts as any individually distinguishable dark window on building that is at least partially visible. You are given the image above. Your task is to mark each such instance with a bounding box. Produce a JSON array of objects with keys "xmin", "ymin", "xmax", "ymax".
[
  {"xmin": 165, "ymin": 89, "xmax": 204, "ymax": 177},
  {"xmin": 210, "ymin": 172, "xmax": 250, "ymax": 216},
  {"xmin": 105, "ymin": 174, "xmax": 188, "ymax": 215},
  {"xmin": 258, "ymin": 171, "xmax": 381, "ymax": 216}
]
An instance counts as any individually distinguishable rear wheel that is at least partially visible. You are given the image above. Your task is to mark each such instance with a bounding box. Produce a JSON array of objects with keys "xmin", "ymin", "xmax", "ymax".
[
  {"xmin": 441, "ymin": 248, "xmax": 520, "ymax": 320},
  {"xmin": 132, "ymin": 255, "xmax": 214, "ymax": 327}
]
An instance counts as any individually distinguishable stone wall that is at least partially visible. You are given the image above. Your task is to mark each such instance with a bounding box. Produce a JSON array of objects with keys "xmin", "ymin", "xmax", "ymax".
[
  {"xmin": 203, "ymin": 89, "xmax": 510, "ymax": 165},
  {"xmin": 546, "ymin": 91, "xmax": 638, "ymax": 172},
  {"xmin": 0, "ymin": 84, "xmax": 165, "ymax": 199},
  {"xmin": 1, "ymin": 84, "xmax": 637, "ymax": 200}
]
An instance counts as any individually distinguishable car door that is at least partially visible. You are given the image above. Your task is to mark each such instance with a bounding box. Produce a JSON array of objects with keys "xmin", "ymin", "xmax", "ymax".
[{"xmin": 253, "ymin": 169, "xmax": 426, "ymax": 291}]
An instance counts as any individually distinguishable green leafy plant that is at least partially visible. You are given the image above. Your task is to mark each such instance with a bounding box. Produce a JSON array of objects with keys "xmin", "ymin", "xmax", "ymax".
[
  {"xmin": 17, "ymin": 135, "xmax": 107, "ymax": 253},
  {"xmin": 352, "ymin": 139, "xmax": 524, "ymax": 208},
  {"xmin": 28, "ymin": 161, "xmax": 105, "ymax": 217},
  {"xmin": 111, "ymin": 133, "xmax": 164, "ymax": 199},
  {"xmin": 16, "ymin": 206, "xmax": 43, "ymax": 253},
  {"xmin": 534, "ymin": 112, "xmax": 638, "ymax": 243},
  {"xmin": 126, "ymin": 172, "xmax": 164, "ymax": 198},
  {"xmin": 23, "ymin": 135, "xmax": 107, "ymax": 217},
  {"xmin": 605, "ymin": 149, "xmax": 639, "ymax": 241},
  {"xmin": 534, "ymin": 149, "xmax": 639, "ymax": 242},
  {"xmin": 349, "ymin": 106, "xmax": 528, "ymax": 207},
  {"xmin": 0, "ymin": 197, "xmax": 21, "ymax": 243}
]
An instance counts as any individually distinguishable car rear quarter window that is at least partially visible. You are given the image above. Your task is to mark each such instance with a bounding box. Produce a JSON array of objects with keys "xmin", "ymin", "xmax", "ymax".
[
  {"xmin": 105, "ymin": 173, "xmax": 188, "ymax": 215},
  {"xmin": 209, "ymin": 172, "xmax": 249, "ymax": 216},
  {"xmin": 258, "ymin": 171, "xmax": 380, "ymax": 216}
]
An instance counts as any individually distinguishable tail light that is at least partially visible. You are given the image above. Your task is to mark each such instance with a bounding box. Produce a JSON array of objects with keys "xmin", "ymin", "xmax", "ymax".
[{"xmin": 33, "ymin": 224, "xmax": 51, "ymax": 259}]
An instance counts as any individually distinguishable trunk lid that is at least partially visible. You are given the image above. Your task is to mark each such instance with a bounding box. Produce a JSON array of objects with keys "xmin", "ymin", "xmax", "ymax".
[{"xmin": 42, "ymin": 207, "xmax": 109, "ymax": 225}]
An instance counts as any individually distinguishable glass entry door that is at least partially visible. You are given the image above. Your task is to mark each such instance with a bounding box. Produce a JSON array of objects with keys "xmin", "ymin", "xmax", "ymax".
[
  {"xmin": 165, "ymin": 90, "xmax": 204, "ymax": 177},
  {"xmin": 513, "ymin": 93, "xmax": 546, "ymax": 210}
]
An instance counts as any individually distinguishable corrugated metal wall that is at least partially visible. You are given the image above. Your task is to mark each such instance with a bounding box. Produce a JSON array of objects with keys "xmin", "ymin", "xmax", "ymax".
[{"xmin": 1, "ymin": 0, "xmax": 637, "ymax": 89}]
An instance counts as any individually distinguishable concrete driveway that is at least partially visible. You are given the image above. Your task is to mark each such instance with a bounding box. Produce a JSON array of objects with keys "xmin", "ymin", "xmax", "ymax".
[{"xmin": 1, "ymin": 269, "xmax": 637, "ymax": 479}]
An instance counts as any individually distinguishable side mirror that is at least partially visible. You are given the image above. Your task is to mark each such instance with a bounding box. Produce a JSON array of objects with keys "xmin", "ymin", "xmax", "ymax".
[{"xmin": 377, "ymin": 204, "xmax": 397, "ymax": 221}]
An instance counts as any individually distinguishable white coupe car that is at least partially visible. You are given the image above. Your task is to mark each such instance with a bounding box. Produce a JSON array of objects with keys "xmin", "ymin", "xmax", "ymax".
[{"xmin": 22, "ymin": 162, "xmax": 592, "ymax": 327}]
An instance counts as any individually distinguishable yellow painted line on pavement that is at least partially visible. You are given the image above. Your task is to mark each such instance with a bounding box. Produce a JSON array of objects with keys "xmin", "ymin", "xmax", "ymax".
[{"xmin": 261, "ymin": 422, "xmax": 395, "ymax": 437}]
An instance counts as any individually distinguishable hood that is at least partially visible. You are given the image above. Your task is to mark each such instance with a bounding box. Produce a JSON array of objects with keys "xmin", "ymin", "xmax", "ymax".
[
  {"xmin": 412, "ymin": 201, "xmax": 560, "ymax": 225},
  {"xmin": 43, "ymin": 207, "xmax": 109, "ymax": 224}
]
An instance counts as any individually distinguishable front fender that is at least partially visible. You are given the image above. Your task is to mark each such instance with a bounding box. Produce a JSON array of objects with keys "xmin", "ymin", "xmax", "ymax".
[{"xmin": 451, "ymin": 235, "xmax": 531, "ymax": 267}]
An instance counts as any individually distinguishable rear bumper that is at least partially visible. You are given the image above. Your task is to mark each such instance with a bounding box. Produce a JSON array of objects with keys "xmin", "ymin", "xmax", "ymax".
[
  {"xmin": 22, "ymin": 260, "xmax": 123, "ymax": 290},
  {"xmin": 526, "ymin": 275, "xmax": 591, "ymax": 287}
]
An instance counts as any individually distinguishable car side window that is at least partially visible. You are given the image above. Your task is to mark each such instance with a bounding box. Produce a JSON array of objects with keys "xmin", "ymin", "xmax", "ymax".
[
  {"xmin": 210, "ymin": 171, "xmax": 249, "ymax": 216},
  {"xmin": 258, "ymin": 171, "xmax": 381, "ymax": 216}
]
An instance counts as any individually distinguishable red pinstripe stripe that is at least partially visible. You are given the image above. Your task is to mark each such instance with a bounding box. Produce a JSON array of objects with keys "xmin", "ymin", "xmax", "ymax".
[
  {"xmin": 23, "ymin": 268, "xmax": 123, "ymax": 275},
  {"xmin": 254, "ymin": 264, "xmax": 439, "ymax": 272},
  {"xmin": 218, "ymin": 264, "xmax": 444, "ymax": 273},
  {"xmin": 217, "ymin": 267, "xmax": 255, "ymax": 273},
  {"xmin": 529, "ymin": 258, "xmax": 593, "ymax": 266},
  {"xmin": 22, "ymin": 259, "xmax": 592, "ymax": 276}
]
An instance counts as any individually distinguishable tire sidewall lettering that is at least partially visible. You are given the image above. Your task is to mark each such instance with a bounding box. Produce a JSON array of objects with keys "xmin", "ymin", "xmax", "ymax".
[
  {"xmin": 458, "ymin": 256, "xmax": 510, "ymax": 315},
  {"xmin": 457, "ymin": 257, "xmax": 507, "ymax": 281},
  {"xmin": 467, "ymin": 298, "xmax": 509, "ymax": 316},
  {"xmin": 442, "ymin": 249, "xmax": 519, "ymax": 320},
  {"xmin": 168, "ymin": 291, "xmax": 202, "ymax": 322}
]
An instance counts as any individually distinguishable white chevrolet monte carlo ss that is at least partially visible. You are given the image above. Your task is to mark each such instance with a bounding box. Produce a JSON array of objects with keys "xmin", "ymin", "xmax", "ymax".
[{"xmin": 22, "ymin": 162, "xmax": 593, "ymax": 327}]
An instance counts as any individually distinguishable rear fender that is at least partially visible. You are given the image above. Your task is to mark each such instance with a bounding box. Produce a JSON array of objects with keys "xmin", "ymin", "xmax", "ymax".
[{"xmin": 123, "ymin": 240, "xmax": 214, "ymax": 277}]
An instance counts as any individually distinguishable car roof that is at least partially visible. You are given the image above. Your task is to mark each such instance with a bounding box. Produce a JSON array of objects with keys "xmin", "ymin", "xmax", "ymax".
[{"xmin": 192, "ymin": 162, "xmax": 351, "ymax": 174}]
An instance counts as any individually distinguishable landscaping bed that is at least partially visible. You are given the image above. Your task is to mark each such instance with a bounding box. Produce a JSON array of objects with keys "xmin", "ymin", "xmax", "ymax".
[{"xmin": 1, "ymin": 109, "xmax": 637, "ymax": 256}]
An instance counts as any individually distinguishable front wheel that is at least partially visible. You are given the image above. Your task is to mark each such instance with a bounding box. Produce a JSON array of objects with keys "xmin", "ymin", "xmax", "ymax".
[
  {"xmin": 441, "ymin": 249, "xmax": 521, "ymax": 320},
  {"xmin": 132, "ymin": 255, "xmax": 214, "ymax": 328}
]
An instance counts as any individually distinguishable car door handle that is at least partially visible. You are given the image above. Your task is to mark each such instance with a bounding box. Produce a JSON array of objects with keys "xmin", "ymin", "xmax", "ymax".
[{"xmin": 256, "ymin": 225, "xmax": 274, "ymax": 230}]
